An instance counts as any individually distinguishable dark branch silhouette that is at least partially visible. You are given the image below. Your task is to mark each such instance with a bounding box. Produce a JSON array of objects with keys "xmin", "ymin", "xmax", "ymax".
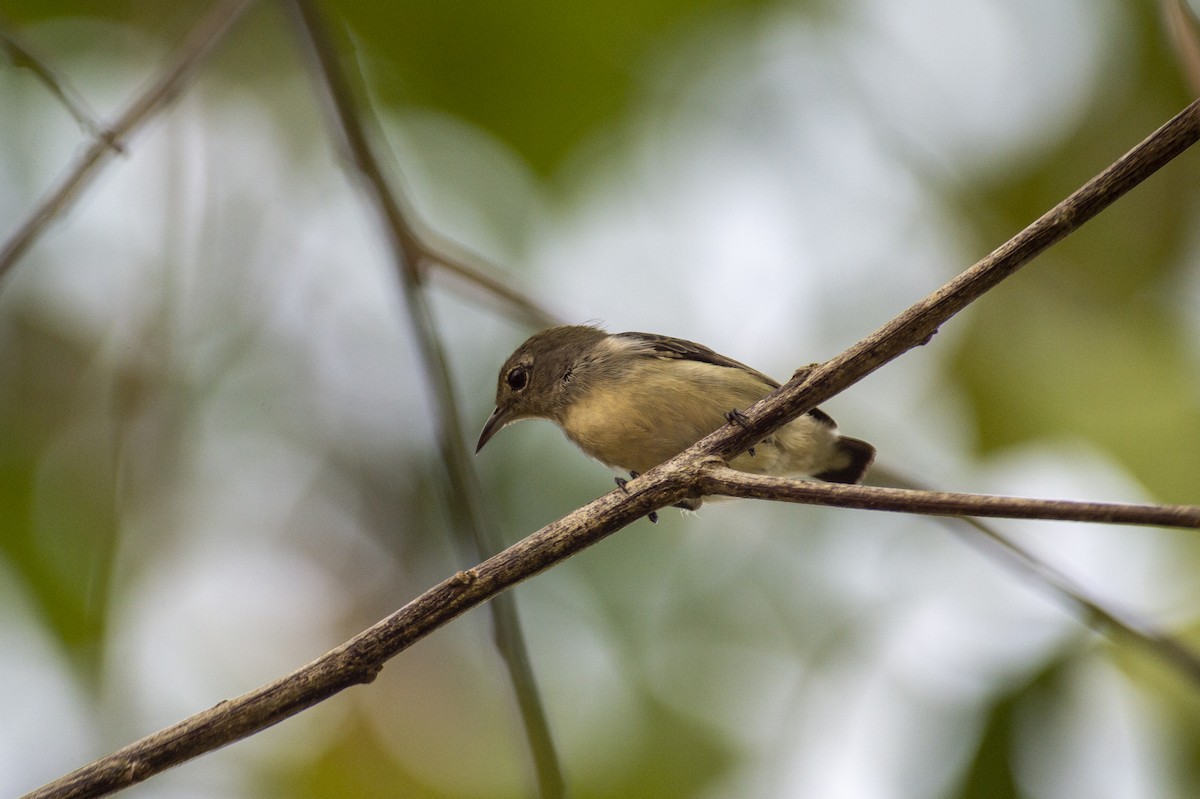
[{"xmin": 285, "ymin": 1, "xmax": 565, "ymax": 795}]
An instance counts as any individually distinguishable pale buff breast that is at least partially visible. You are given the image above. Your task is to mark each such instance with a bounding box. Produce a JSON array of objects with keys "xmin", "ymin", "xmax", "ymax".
[
  {"xmin": 560, "ymin": 359, "xmax": 840, "ymax": 476},
  {"xmin": 731, "ymin": 413, "xmax": 840, "ymax": 476}
]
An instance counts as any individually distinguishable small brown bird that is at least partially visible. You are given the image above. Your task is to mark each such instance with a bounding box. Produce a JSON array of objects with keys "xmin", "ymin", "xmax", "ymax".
[{"xmin": 476, "ymin": 326, "xmax": 875, "ymax": 508}]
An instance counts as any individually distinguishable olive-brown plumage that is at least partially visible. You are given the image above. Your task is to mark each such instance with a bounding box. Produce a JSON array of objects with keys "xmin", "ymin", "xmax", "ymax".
[{"xmin": 477, "ymin": 326, "xmax": 874, "ymax": 500}]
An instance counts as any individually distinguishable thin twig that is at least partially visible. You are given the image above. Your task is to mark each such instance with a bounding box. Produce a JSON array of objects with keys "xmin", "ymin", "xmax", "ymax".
[
  {"xmin": 0, "ymin": 0, "xmax": 257, "ymax": 281},
  {"xmin": 864, "ymin": 465, "xmax": 1200, "ymax": 679},
  {"xmin": 285, "ymin": 2, "xmax": 565, "ymax": 796},
  {"xmin": 286, "ymin": 6, "xmax": 558, "ymax": 329},
  {"xmin": 946, "ymin": 514, "xmax": 1200, "ymax": 686},
  {"xmin": 0, "ymin": 14, "xmax": 109, "ymax": 139},
  {"xmin": 700, "ymin": 466, "xmax": 1200, "ymax": 527},
  {"xmin": 412, "ymin": 221, "xmax": 563, "ymax": 328},
  {"xmin": 23, "ymin": 94, "xmax": 1200, "ymax": 799},
  {"xmin": 1164, "ymin": 0, "xmax": 1200, "ymax": 94},
  {"xmin": 0, "ymin": 2, "xmax": 556, "ymax": 328},
  {"xmin": 706, "ymin": 465, "xmax": 1200, "ymax": 680}
]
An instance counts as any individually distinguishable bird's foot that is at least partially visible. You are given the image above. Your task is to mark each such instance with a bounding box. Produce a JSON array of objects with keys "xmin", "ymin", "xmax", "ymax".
[
  {"xmin": 616, "ymin": 472, "xmax": 657, "ymax": 522},
  {"xmin": 725, "ymin": 408, "xmax": 750, "ymax": 426},
  {"xmin": 724, "ymin": 409, "xmax": 756, "ymax": 456}
]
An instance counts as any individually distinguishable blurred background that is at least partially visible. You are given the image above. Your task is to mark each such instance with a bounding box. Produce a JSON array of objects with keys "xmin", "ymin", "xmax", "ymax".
[{"xmin": 2, "ymin": 0, "xmax": 1199, "ymax": 797}]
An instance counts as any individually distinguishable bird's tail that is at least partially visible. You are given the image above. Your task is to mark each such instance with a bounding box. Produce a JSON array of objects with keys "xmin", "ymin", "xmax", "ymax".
[{"xmin": 814, "ymin": 436, "xmax": 876, "ymax": 484}]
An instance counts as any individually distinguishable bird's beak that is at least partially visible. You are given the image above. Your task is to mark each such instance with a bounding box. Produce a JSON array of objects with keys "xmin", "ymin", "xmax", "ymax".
[{"xmin": 475, "ymin": 405, "xmax": 514, "ymax": 453}]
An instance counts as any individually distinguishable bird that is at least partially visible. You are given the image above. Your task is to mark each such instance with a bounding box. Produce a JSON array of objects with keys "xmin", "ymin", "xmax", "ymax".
[{"xmin": 475, "ymin": 325, "xmax": 875, "ymax": 509}]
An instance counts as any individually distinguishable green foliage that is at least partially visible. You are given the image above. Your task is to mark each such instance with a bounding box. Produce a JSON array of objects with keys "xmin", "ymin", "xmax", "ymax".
[
  {"xmin": 0, "ymin": 316, "xmax": 118, "ymax": 680},
  {"xmin": 335, "ymin": 0, "xmax": 772, "ymax": 174}
]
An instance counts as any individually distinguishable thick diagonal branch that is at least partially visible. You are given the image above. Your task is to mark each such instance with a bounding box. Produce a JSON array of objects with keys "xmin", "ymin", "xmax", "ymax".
[
  {"xmin": 22, "ymin": 85, "xmax": 1200, "ymax": 799},
  {"xmin": 691, "ymin": 97, "xmax": 1200, "ymax": 463}
]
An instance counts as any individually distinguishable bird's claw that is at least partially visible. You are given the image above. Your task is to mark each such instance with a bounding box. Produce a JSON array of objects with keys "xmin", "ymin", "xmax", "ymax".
[
  {"xmin": 615, "ymin": 472, "xmax": 656, "ymax": 522},
  {"xmin": 724, "ymin": 409, "xmax": 756, "ymax": 456}
]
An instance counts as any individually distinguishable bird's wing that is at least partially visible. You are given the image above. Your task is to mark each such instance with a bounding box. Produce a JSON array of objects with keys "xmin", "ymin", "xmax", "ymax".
[
  {"xmin": 614, "ymin": 332, "xmax": 780, "ymax": 386},
  {"xmin": 613, "ymin": 331, "xmax": 838, "ymax": 428}
]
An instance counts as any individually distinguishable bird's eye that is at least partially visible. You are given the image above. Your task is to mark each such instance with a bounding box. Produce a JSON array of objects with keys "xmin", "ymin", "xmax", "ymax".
[{"xmin": 506, "ymin": 366, "xmax": 529, "ymax": 391}]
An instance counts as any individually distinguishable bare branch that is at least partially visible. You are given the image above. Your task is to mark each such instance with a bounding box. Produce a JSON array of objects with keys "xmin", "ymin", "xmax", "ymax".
[
  {"xmin": 691, "ymin": 96, "xmax": 1200, "ymax": 466},
  {"xmin": 0, "ymin": 2, "xmax": 556, "ymax": 326},
  {"xmin": 0, "ymin": 0, "xmax": 255, "ymax": 279},
  {"xmin": 22, "ymin": 66, "xmax": 1200, "ymax": 799},
  {"xmin": 700, "ymin": 466, "xmax": 1200, "ymax": 528},
  {"xmin": 285, "ymin": 2, "xmax": 564, "ymax": 796},
  {"xmin": 0, "ymin": 0, "xmax": 256, "ymax": 282},
  {"xmin": 415, "ymin": 223, "xmax": 564, "ymax": 329},
  {"xmin": 21, "ymin": 478, "xmax": 670, "ymax": 799},
  {"xmin": 945, "ymin": 514, "xmax": 1200, "ymax": 686},
  {"xmin": 0, "ymin": 14, "xmax": 108, "ymax": 139},
  {"xmin": 1164, "ymin": 0, "xmax": 1200, "ymax": 94},
  {"xmin": 705, "ymin": 466, "xmax": 1200, "ymax": 680},
  {"xmin": 288, "ymin": 0, "xmax": 558, "ymax": 329},
  {"xmin": 24, "ymin": 433, "xmax": 1200, "ymax": 798}
]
